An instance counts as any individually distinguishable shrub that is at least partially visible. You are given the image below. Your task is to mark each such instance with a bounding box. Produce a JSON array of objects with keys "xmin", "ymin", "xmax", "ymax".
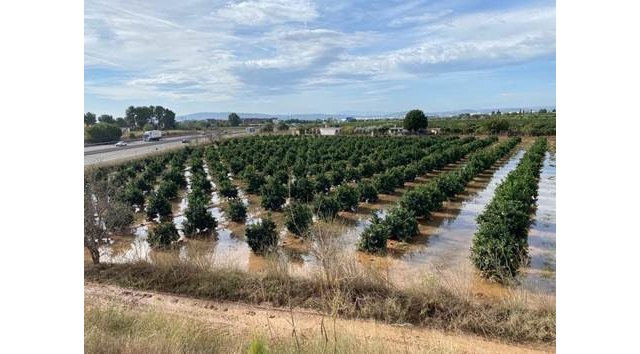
[
  {"xmin": 358, "ymin": 214, "xmax": 390, "ymax": 254},
  {"xmin": 157, "ymin": 180, "xmax": 179, "ymax": 200},
  {"xmin": 85, "ymin": 122, "xmax": 122, "ymax": 143},
  {"xmin": 313, "ymin": 195, "xmax": 340, "ymax": 220},
  {"xmin": 400, "ymin": 184, "xmax": 445, "ymax": 218},
  {"xmin": 260, "ymin": 178, "xmax": 287, "ymax": 211},
  {"xmin": 292, "ymin": 176, "xmax": 314, "ymax": 202},
  {"xmin": 403, "ymin": 165, "xmax": 419, "ymax": 181},
  {"xmin": 328, "ymin": 170, "xmax": 344, "ymax": 186},
  {"xmin": 358, "ymin": 161, "xmax": 375, "ymax": 178},
  {"xmin": 284, "ymin": 202, "xmax": 313, "ymax": 236},
  {"xmin": 228, "ymin": 159, "xmax": 244, "ymax": 175},
  {"xmin": 218, "ymin": 179, "xmax": 238, "ymax": 198},
  {"xmin": 226, "ymin": 198, "xmax": 247, "ymax": 222},
  {"xmin": 119, "ymin": 183, "xmax": 145, "ymax": 207},
  {"xmin": 314, "ymin": 173, "xmax": 331, "ymax": 193},
  {"xmin": 344, "ymin": 167, "xmax": 361, "ymax": 182},
  {"xmin": 184, "ymin": 196, "xmax": 217, "ymax": 236},
  {"xmin": 384, "ymin": 206, "xmax": 419, "ymax": 242},
  {"xmin": 273, "ymin": 170, "xmax": 289, "ymax": 185},
  {"xmin": 374, "ymin": 173, "xmax": 397, "ymax": 194},
  {"xmin": 246, "ymin": 216, "xmax": 278, "ymax": 253},
  {"xmin": 163, "ymin": 168, "xmax": 187, "ymax": 189},
  {"xmin": 434, "ymin": 172, "xmax": 465, "ymax": 197},
  {"xmin": 146, "ymin": 192, "xmax": 172, "ymax": 220},
  {"xmin": 190, "ymin": 173, "xmax": 212, "ymax": 194},
  {"xmin": 134, "ymin": 177, "xmax": 152, "ymax": 193},
  {"xmin": 335, "ymin": 184, "xmax": 360, "ymax": 212},
  {"xmin": 147, "ymin": 222, "xmax": 179, "ymax": 248},
  {"xmin": 357, "ymin": 181, "xmax": 379, "ymax": 203},
  {"xmin": 243, "ymin": 166, "xmax": 265, "ymax": 194}
]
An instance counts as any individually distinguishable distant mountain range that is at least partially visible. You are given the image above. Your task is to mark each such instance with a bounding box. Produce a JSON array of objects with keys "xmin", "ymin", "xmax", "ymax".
[
  {"xmin": 176, "ymin": 111, "xmax": 399, "ymax": 121},
  {"xmin": 176, "ymin": 106, "xmax": 555, "ymax": 121}
]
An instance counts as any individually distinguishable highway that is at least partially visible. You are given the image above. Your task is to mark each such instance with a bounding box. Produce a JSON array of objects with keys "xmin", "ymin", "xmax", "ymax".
[
  {"xmin": 84, "ymin": 135, "xmax": 200, "ymax": 155},
  {"xmin": 84, "ymin": 131, "xmax": 248, "ymax": 167}
]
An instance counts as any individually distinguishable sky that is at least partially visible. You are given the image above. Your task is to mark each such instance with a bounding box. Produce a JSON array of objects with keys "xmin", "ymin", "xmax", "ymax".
[{"xmin": 84, "ymin": 0, "xmax": 556, "ymax": 117}]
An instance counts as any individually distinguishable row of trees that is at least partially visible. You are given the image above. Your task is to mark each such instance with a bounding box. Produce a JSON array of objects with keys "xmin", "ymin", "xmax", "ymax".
[
  {"xmin": 230, "ymin": 136, "xmax": 497, "ymax": 253},
  {"xmin": 471, "ymin": 138, "xmax": 548, "ymax": 281},
  {"xmin": 124, "ymin": 105, "xmax": 177, "ymax": 130},
  {"xmin": 85, "ymin": 133, "xmax": 526, "ymax": 260},
  {"xmin": 84, "ymin": 105, "xmax": 177, "ymax": 130},
  {"xmin": 358, "ymin": 137, "xmax": 521, "ymax": 254}
]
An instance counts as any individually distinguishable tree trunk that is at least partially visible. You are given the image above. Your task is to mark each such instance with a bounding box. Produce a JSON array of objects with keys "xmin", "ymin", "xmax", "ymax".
[{"xmin": 89, "ymin": 246, "xmax": 100, "ymax": 265}]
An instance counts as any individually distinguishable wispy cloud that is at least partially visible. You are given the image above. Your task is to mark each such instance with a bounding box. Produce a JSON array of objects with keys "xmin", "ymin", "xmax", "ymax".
[
  {"xmin": 85, "ymin": 0, "xmax": 556, "ymax": 113},
  {"xmin": 215, "ymin": 0, "xmax": 318, "ymax": 25}
]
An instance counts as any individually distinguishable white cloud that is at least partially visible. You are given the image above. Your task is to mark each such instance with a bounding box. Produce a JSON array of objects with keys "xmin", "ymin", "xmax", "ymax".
[
  {"xmin": 324, "ymin": 5, "xmax": 555, "ymax": 81},
  {"xmin": 215, "ymin": 0, "xmax": 318, "ymax": 25},
  {"xmin": 85, "ymin": 1, "xmax": 555, "ymax": 105},
  {"xmin": 388, "ymin": 9, "xmax": 453, "ymax": 27}
]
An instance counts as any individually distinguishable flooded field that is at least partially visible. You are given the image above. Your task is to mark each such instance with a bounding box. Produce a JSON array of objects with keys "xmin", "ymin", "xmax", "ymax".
[
  {"xmin": 522, "ymin": 152, "xmax": 556, "ymax": 292},
  {"xmin": 96, "ymin": 140, "xmax": 556, "ymax": 298}
]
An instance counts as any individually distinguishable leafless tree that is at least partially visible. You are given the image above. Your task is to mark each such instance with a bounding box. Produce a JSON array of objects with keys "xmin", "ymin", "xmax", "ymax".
[{"xmin": 84, "ymin": 172, "xmax": 113, "ymax": 265}]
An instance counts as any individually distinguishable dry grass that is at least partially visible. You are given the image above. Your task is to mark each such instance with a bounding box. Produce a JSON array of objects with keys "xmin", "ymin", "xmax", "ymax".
[
  {"xmin": 86, "ymin": 242, "xmax": 555, "ymax": 346},
  {"xmin": 85, "ymin": 303, "xmax": 459, "ymax": 354}
]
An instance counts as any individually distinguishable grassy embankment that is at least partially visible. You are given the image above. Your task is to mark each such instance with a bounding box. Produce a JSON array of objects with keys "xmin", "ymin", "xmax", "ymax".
[
  {"xmin": 85, "ymin": 303, "xmax": 460, "ymax": 354},
  {"xmin": 86, "ymin": 236, "xmax": 555, "ymax": 346}
]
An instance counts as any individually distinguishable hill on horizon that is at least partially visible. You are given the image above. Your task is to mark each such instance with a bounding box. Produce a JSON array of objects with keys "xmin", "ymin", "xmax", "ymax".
[{"xmin": 176, "ymin": 106, "xmax": 555, "ymax": 121}]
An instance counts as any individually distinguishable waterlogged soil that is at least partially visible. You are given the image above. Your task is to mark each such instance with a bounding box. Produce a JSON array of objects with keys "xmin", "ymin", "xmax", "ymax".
[
  {"xmin": 522, "ymin": 152, "xmax": 556, "ymax": 292},
  {"xmin": 94, "ymin": 139, "xmax": 556, "ymax": 298}
]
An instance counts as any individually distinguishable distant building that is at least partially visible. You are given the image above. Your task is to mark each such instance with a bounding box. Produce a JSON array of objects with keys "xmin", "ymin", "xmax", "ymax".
[
  {"xmin": 291, "ymin": 127, "xmax": 313, "ymax": 135},
  {"xmin": 319, "ymin": 127, "xmax": 341, "ymax": 136},
  {"xmin": 388, "ymin": 126, "xmax": 407, "ymax": 136}
]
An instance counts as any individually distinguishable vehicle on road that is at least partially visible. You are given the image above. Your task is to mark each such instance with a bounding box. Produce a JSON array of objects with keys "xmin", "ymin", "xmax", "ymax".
[
  {"xmin": 115, "ymin": 141, "xmax": 128, "ymax": 147},
  {"xmin": 181, "ymin": 138, "xmax": 191, "ymax": 143},
  {"xmin": 143, "ymin": 130, "xmax": 162, "ymax": 142}
]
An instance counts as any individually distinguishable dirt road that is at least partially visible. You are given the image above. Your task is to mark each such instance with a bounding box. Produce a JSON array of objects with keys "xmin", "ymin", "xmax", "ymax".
[{"xmin": 84, "ymin": 282, "xmax": 553, "ymax": 354}]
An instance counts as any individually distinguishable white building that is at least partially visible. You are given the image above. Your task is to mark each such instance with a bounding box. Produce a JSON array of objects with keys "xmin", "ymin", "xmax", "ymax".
[
  {"xmin": 319, "ymin": 127, "xmax": 341, "ymax": 136},
  {"xmin": 388, "ymin": 127, "xmax": 407, "ymax": 136}
]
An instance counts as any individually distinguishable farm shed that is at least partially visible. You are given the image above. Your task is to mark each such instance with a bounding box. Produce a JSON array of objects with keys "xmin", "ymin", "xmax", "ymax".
[
  {"xmin": 388, "ymin": 127, "xmax": 407, "ymax": 136},
  {"xmin": 319, "ymin": 127, "xmax": 341, "ymax": 136}
]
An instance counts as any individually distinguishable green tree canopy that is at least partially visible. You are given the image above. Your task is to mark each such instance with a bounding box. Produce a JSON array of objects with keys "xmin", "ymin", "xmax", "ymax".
[
  {"xmin": 246, "ymin": 216, "xmax": 278, "ymax": 253},
  {"xmin": 84, "ymin": 112, "xmax": 96, "ymax": 125},
  {"xmin": 284, "ymin": 202, "xmax": 313, "ymax": 236},
  {"xmin": 98, "ymin": 114, "xmax": 115, "ymax": 124},
  {"xmin": 115, "ymin": 117, "xmax": 128, "ymax": 127},
  {"xmin": 148, "ymin": 222, "xmax": 179, "ymax": 248},
  {"xmin": 403, "ymin": 109, "xmax": 428, "ymax": 132},
  {"xmin": 228, "ymin": 112, "xmax": 241, "ymax": 126},
  {"xmin": 85, "ymin": 123, "xmax": 122, "ymax": 143}
]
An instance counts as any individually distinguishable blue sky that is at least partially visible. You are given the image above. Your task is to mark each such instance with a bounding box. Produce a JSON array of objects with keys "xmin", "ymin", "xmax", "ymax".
[{"xmin": 84, "ymin": 0, "xmax": 556, "ymax": 117}]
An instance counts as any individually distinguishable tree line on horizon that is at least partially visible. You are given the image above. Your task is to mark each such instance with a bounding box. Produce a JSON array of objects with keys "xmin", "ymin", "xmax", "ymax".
[{"xmin": 84, "ymin": 105, "xmax": 177, "ymax": 143}]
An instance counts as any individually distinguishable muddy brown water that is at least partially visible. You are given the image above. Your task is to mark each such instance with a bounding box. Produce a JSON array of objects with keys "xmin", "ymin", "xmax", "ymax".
[{"xmin": 98, "ymin": 144, "xmax": 556, "ymax": 298}]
